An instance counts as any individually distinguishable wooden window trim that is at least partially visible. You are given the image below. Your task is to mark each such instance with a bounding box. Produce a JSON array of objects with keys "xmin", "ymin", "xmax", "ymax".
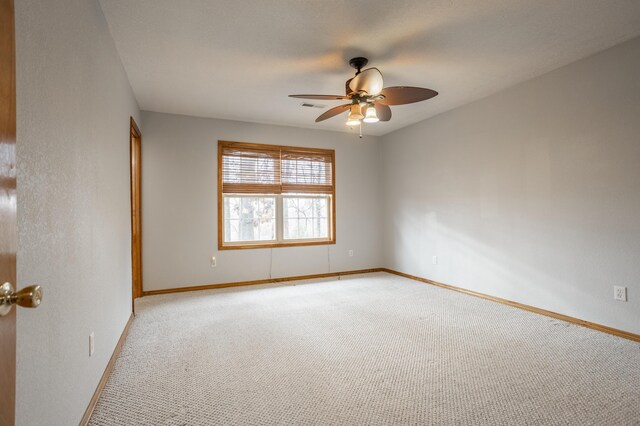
[{"xmin": 217, "ymin": 140, "xmax": 336, "ymax": 250}]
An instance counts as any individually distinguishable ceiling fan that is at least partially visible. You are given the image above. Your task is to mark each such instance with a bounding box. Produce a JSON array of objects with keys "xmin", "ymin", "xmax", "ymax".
[{"xmin": 289, "ymin": 57, "xmax": 438, "ymax": 128}]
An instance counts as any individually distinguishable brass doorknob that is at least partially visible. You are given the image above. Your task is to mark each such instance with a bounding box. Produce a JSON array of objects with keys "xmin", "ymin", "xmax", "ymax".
[{"xmin": 0, "ymin": 282, "xmax": 43, "ymax": 316}]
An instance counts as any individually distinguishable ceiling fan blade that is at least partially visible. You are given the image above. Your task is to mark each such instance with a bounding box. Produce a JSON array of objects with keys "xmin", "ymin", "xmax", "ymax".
[
  {"xmin": 289, "ymin": 94, "xmax": 350, "ymax": 100},
  {"xmin": 349, "ymin": 68, "xmax": 384, "ymax": 96},
  {"xmin": 315, "ymin": 104, "xmax": 351, "ymax": 122},
  {"xmin": 378, "ymin": 87, "xmax": 438, "ymax": 105},
  {"xmin": 374, "ymin": 103, "xmax": 392, "ymax": 121}
]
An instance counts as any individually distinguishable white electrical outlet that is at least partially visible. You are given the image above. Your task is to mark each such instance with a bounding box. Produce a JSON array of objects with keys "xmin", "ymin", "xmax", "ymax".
[
  {"xmin": 432, "ymin": 256, "xmax": 438, "ymax": 265},
  {"xmin": 89, "ymin": 332, "xmax": 95, "ymax": 357},
  {"xmin": 614, "ymin": 286, "xmax": 627, "ymax": 302},
  {"xmin": 348, "ymin": 249, "xmax": 354, "ymax": 257},
  {"xmin": 211, "ymin": 256, "xmax": 217, "ymax": 268}
]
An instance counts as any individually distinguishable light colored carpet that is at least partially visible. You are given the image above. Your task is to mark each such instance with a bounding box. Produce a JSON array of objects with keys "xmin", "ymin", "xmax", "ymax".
[{"xmin": 89, "ymin": 272, "xmax": 640, "ymax": 425}]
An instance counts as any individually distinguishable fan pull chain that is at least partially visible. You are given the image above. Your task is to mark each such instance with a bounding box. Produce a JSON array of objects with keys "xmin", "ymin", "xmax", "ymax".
[{"xmin": 359, "ymin": 122, "xmax": 363, "ymax": 139}]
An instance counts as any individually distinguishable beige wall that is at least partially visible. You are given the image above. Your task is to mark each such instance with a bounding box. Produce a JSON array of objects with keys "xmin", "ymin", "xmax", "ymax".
[
  {"xmin": 140, "ymin": 111, "xmax": 382, "ymax": 291},
  {"xmin": 15, "ymin": 0, "xmax": 140, "ymax": 424},
  {"xmin": 381, "ymin": 36, "xmax": 640, "ymax": 335}
]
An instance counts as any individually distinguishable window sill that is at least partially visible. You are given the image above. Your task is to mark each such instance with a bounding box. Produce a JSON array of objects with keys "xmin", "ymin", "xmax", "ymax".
[{"xmin": 218, "ymin": 239, "xmax": 336, "ymax": 250}]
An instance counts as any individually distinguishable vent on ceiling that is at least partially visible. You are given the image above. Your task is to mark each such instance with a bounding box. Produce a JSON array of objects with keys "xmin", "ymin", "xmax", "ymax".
[{"xmin": 300, "ymin": 103, "xmax": 326, "ymax": 109}]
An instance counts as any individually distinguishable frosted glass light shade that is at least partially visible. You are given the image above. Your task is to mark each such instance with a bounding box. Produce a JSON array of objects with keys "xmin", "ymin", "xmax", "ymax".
[{"xmin": 363, "ymin": 105, "xmax": 379, "ymax": 123}]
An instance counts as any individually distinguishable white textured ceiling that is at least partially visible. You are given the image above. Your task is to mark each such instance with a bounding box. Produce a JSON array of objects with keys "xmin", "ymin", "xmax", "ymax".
[{"xmin": 99, "ymin": 0, "xmax": 640, "ymax": 136}]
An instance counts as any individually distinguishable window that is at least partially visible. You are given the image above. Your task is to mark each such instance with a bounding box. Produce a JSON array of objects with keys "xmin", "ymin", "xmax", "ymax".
[{"xmin": 218, "ymin": 141, "xmax": 335, "ymax": 249}]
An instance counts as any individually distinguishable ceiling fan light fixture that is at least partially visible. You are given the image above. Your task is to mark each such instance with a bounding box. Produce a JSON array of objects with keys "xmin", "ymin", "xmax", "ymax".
[
  {"xmin": 346, "ymin": 117, "xmax": 361, "ymax": 126},
  {"xmin": 363, "ymin": 105, "xmax": 379, "ymax": 123}
]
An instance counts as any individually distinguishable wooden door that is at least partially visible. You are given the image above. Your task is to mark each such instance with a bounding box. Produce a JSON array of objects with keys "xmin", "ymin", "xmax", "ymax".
[
  {"xmin": 130, "ymin": 118, "xmax": 142, "ymax": 304},
  {"xmin": 0, "ymin": 0, "xmax": 17, "ymax": 424}
]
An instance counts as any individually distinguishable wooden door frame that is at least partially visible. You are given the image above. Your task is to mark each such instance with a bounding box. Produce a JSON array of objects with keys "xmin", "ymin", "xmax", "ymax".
[
  {"xmin": 130, "ymin": 117, "xmax": 142, "ymax": 309},
  {"xmin": 0, "ymin": 0, "xmax": 17, "ymax": 423}
]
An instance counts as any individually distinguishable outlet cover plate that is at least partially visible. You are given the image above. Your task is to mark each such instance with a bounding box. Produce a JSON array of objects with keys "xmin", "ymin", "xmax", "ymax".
[{"xmin": 614, "ymin": 286, "xmax": 627, "ymax": 302}]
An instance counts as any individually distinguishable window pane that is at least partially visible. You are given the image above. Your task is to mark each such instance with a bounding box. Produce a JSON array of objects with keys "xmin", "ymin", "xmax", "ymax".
[
  {"xmin": 223, "ymin": 196, "xmax": 276, "ymax": 243},
  {"xmin": 283, "ymin": 195, "xmax": 330, "ymax": 240}
]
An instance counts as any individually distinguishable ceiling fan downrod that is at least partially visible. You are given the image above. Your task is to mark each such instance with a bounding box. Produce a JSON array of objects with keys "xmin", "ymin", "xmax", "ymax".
[{"xmin": 348, "ymin": 57, "xmax": 368, "ymax": 75}]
